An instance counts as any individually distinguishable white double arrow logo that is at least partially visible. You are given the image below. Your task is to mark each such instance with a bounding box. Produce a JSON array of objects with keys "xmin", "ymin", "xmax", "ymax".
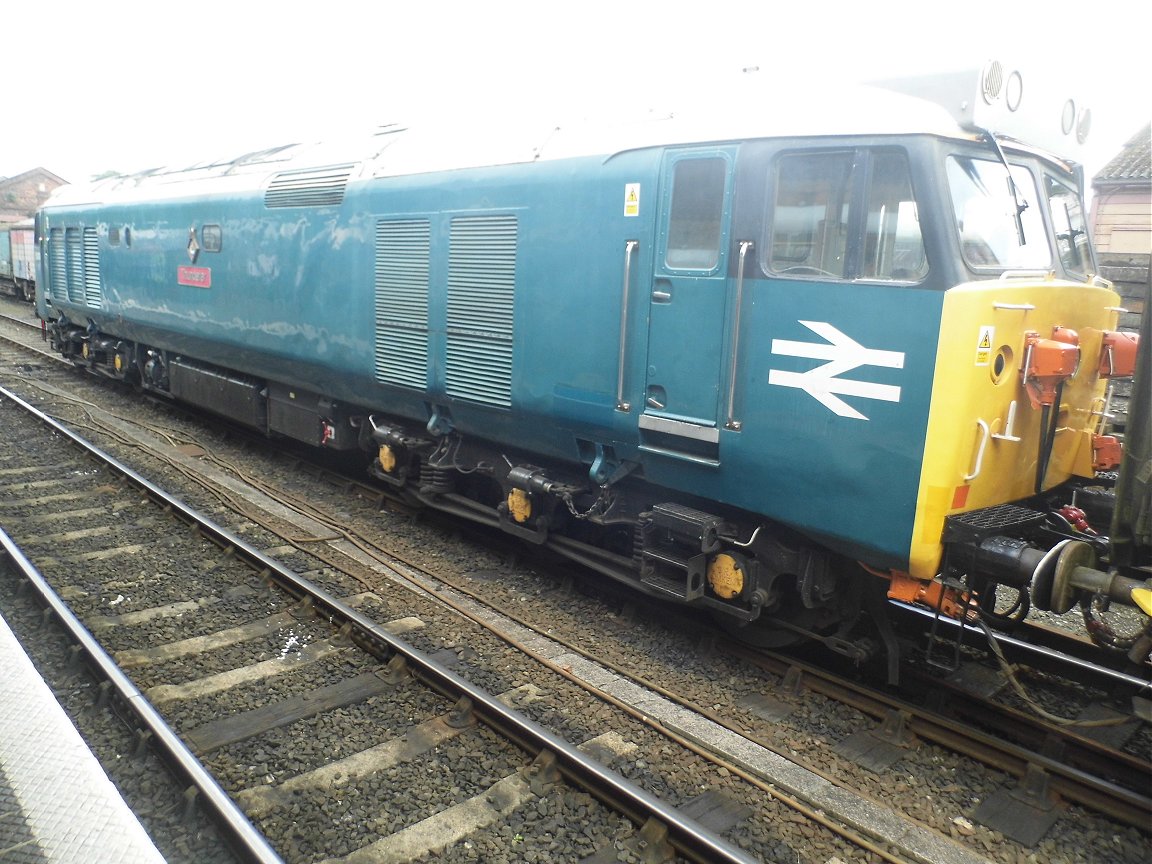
[{"xmin": 768, "ymin": 321, "xmax": 904, "ymax": 420}]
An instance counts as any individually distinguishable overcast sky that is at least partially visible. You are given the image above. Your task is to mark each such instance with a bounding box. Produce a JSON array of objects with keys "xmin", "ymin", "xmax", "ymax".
[{"xmin": 3, "ymin": 1, "xmax": 1147, "ymax": 187}]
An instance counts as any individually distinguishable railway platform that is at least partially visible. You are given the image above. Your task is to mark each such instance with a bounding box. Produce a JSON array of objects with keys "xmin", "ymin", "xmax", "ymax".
[{"xmin": 0, "ymin": 609, "xmax": 166, "ymax": 863}]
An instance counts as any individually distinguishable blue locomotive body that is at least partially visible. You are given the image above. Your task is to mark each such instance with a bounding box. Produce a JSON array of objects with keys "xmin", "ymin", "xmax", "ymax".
[
  {"xmin": 40, "ymin": 135, "xmax": 937, "ymax": 568},
  {"xmin": 37, "ymin": 70, "xmax": 1141, "ymax": 649}
]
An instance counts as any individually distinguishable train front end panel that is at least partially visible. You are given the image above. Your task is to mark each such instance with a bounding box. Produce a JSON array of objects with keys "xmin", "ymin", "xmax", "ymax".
[{"xmin": 909, "ymin": 278, "xmax": 1123, "ymax": 578}]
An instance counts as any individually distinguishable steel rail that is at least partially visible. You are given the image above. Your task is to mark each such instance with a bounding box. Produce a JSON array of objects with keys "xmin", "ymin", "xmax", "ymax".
[
  {"xmin": 723, "ymin": 638, "xmax": 1152, "ymax": 831},
  {"xmin": 890, "ymin": 600, "xmax": 1152, "ymax": 695},
  {"xmin": 0, "ymin": 382, "xmax": 759, "ymax": 864},
  {"xmin": 0, "ymin": 535, "xmax": 285, "ymax": 864}
]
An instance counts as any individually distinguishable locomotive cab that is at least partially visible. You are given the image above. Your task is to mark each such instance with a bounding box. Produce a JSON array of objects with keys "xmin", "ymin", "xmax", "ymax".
[{"xmin": 892, "ymin": 141, "xmax": 1145, "ymax": 642}]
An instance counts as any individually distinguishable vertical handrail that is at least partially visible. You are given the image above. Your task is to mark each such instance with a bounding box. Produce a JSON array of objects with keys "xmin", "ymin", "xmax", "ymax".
[
  {"xmin": 724, "ymin": 241, "xmax": 754, "ymax": 430},
  {"xmin": 616, "ymin": 240, "xmax": 638, "ymax": 411},
  {"xmin": 964, "ymin": 419, "xmax": 991, "ymax": 481}
]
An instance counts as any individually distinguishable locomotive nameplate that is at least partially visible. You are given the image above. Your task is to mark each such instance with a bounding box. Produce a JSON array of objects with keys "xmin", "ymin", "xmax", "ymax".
[{"xmin": 177, "ymin": 266, "xmax": 212, "ymax": 288}]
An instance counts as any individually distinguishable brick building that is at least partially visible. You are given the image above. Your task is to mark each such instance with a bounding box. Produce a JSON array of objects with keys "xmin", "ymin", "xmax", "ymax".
[{"xmin": 0, "ymin": 168, "xmax": 68, "ymax": 224}]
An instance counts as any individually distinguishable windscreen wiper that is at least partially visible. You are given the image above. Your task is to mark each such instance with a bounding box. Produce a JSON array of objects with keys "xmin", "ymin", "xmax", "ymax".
[{"xmin": 979, "ymin": 128, "xmax": 1029, "ymax": 246}]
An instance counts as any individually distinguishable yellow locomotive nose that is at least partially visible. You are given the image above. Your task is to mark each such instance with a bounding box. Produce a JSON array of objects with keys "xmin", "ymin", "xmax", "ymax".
[{"xmin": 907, "ymin": 279, "xmax": 1124, "ymax": 580}]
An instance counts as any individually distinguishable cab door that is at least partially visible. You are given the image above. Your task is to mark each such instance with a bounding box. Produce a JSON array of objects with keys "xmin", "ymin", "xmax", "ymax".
[{"xmin": 640, "ymin": 148, "xmax": 735, "ymax": 462}]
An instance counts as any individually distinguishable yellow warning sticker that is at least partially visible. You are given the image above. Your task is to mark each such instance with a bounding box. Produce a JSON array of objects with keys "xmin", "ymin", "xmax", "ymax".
[
  {"xmin": 624, "ymin": 183, "xmax": 640, "ymax": 217},
  {"xmin": 975, "ymin": 325, "xmax": 994, "ymax": 366}
]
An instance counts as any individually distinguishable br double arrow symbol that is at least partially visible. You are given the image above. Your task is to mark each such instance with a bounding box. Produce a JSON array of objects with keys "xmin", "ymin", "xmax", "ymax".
[{"xmin": 768, "ymin": 320, "xmax": 904, "ymax": 420}]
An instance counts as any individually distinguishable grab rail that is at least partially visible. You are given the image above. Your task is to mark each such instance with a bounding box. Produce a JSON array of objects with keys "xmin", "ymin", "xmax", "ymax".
[
  {"xmin": 965, "ymin": 418, "xmax": 991, "ymax": 481},
  {"xmin": 724, "ymin": 241, "xmax": 754, "ymax": 430},
  {"xmin": 616, "ymin": 240, "xmax": 638, "ymax": 412}
]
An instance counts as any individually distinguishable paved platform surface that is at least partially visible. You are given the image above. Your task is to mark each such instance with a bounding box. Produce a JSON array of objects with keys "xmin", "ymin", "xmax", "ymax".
[{"xmin": 0, "ymin": 610, "xmax": 166, "ymax": 863}]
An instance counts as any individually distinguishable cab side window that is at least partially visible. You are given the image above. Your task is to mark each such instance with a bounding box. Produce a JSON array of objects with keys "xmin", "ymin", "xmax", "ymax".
[
  {"xmin": 1045, "ymin": 174, "xmax": 1092, "ymax": 277},
  {"xmin": 861, "ymin": 151, "xmax": 927, "ymax": 281},
  {"xmin": 768, "ymin": 149, "xmax": 926, "ymax": 282},
  {"xmin": 768, "ymin": 152, "xmax": 852, "ymax": 278}
]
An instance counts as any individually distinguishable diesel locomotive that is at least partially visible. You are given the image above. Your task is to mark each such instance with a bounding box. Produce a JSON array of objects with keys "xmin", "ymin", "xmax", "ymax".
[{"xmin": 35, "ymin": 62, "xmax": 1149, "ymax": 658}]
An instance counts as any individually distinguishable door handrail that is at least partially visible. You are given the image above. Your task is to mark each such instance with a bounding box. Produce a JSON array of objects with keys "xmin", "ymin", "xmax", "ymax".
[
  {"xmin": 616, "ymin": 240, "xmax": 639, "ymax": 411},
  {"xmin": 724, "ymin": 241, "xmax": 754, "ymax": 430}
]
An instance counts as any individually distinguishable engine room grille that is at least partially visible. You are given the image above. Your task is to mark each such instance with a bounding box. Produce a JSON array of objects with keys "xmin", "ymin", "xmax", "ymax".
[
  {"xmin": 49, "ymin": 228, "xmax": 66, "ymax": 302},
  {"xmin": 264, "ymin": 164, "xmax": 353, "ymax": 208},
  {"xmin": 445, "ymin": 215, "xmax": 517, "ymax": 407},
  {"xmin": 83, "ymin": 228, "xmax": 102, "ymax": 309},
  {"xmin": 374, "ymin": 219, "xmax": 430, "ymax": 389},
  {"xmin": 65, "ymin": 228, "xmax": 84, "ymax": 304}
]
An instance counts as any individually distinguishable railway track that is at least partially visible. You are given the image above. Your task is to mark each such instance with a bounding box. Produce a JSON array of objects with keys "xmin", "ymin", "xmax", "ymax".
[
  {"xmin": 724, "ymin": 637, "xmax": 1150, "ymax": 836},
  {"xmin": 0, "ymin": 306, "xmax": 935, "ymax": 864},
  {"xmin": 0, "ymin": 382, "xmax": 765, "ymax": 862},
  {"xmin": 1, "ymin": 296, "xmax": 1149, "ymax": 863}
]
